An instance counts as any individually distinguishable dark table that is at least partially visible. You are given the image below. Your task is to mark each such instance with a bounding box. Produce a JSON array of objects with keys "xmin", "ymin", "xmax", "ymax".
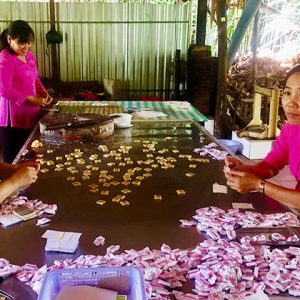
[{"xmin": 0, "ymin": 120, "xmax": 287, "ymax": 299}]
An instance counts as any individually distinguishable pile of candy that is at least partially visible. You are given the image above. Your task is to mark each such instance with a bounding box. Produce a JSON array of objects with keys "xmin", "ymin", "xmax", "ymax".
[
  {"xmin": 2, "ymin": 206, "xmax": 300, "ymax": 299},
  {"xmin": 0, "ymin": 196, "xmax": 57, "ymax": 221},
  {"xmin": 194, "ymin": 143, "xmax": 228, "ymax": 160},
  {"xmin": 1, "ymin": 239, "xmax": 300, "ymax": 299},
  {"xmin": 180, "ymin": 206, "xmax": 300, "ymax": 240}
]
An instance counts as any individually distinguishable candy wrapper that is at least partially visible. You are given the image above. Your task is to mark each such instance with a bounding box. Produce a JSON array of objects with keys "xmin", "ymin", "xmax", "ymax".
[{"xmin": 93, "ymin": 236, "xmax": 105, "ymax": 247}]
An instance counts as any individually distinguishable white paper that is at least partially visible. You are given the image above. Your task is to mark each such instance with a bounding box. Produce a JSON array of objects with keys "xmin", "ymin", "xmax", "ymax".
[
  {"xmin": 212, "ymin": 183, "xmax": 228, "ymax": 194},
  {"xmin": 45, "ymin": 239, "xmax": 79, "ymax": 253},
  {"xmin": 243, "ymin": 290, "xmax": 270, "ymax": 300},
  {"xmin": 0, "ymin": 213, "xmax": 22, "ymax": 227},
  {"xmin": 232, "ymin": 202, "xmax": 254, "ymax": 209},
  {"xmin": 42, "ymin": 230, "xmax": 81, "ymax": 253},
  {"xmin": 42, "ymin": 230, "xmax": 81, "ymax": 242},
  {"xmin": 56, "ymin": 285, "xmax": 118, "ymax": 300}
]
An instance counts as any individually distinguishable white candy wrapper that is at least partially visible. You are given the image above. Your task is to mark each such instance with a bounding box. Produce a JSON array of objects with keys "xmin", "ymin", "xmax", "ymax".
[
  {"xmin": 36, "ymin": 218, "xmax": 51, "ymax": 226},
  {"xmin": 0, "ymin": 264, "xmax": 21, "ymax": 278}
]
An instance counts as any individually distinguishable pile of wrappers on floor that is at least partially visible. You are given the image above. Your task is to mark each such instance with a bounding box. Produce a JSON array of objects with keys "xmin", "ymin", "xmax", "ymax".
[{"xmin": 2, "ymin": 206, "xmax": 300, "ymax": 299}]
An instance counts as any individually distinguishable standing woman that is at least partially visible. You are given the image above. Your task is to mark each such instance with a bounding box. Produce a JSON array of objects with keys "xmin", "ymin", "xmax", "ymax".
[
  {"xmin": 224, "ymin": 64, "xmax": 300, "ymax": 209},
  {"xmin": 0, "ymin": 20, "xmax": 52, "ymax": 163}
]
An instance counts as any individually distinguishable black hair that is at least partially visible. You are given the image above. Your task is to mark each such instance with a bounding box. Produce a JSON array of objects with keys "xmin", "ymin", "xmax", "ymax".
[
  {"xmin": 0, "ymin": 20, "xmax": 34, "ymax": 53},
  {"xmin": 284, "ymin": 64, "xmax": 300, "ymax": 88}
]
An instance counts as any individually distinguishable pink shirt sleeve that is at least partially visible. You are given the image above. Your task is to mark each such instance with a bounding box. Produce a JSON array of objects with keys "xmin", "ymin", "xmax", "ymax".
[
  {"xmin": 264, "ymin": 125, "xmax": 289, "ymax": 173},
  {"xmin": 0, "ymin": 53, "xmax": 28, "ymax": 105},
  {"xmin": 35, "ymin": 78, "xmax": 46, "ymax": 96}
]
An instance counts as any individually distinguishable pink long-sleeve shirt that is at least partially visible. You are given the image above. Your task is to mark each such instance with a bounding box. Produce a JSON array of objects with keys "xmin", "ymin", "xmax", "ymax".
[
  {"xmin": 264, "ymin": 123, "xmax": 300, "ymax": 190},
  {"xmin": 0, "ymin": 49, "xmax": 45, "ymax": 129}
]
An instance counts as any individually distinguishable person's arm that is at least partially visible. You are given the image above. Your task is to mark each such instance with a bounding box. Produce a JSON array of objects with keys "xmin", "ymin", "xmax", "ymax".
[
  {"xmin": 0, "ymin": 166, "xmax": 38, "ymax": 204},
  {"xmin": 224, "ymin": 156, "xmax": 275, "ymax": 179},
  {"xmin": 35, "ymin": 79, "xmax": 53, "ymax": 104},
  {"xmin": 0, "ymin": 162, "xmax": 15, "ymax": 180},
  {"xmin": 224, "ymin": 168, "xmax": 300, "ymax": 209},
  {"xmin": 264, "ymin": 181, "xmax": 300, "ymax": 209},
  {"xmin": 0, "ymin": 161, "xmax": 40, "ymax": 181}
]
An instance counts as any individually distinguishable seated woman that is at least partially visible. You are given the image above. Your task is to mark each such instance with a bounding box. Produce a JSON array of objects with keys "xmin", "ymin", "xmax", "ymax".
[
  {"xmin": 224, "ymin": 64, "xmax": 300, "ymax": 209},
  {"xmin": 0, "ymin": 161, "xmax": 39, "ymax": 204}
]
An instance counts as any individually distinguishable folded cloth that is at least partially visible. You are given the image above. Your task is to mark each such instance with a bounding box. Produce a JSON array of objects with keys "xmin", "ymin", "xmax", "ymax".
[
  {"xmin": 133, "ymin": 110, "xmax": 167, "ymax": 119},
  {"xmin": 56, "ymin": 285, "xmax": 117, "ymax": 300},
  {"xmin": 45, "ymin": 239, "xmax": 79, "ymax": 253}
]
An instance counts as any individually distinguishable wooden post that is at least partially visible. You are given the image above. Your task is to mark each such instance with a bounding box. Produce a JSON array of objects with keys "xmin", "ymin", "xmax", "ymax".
[
  {"xmin": 214, "ymin": 0, "xmax": 227, "ymax": 138},
  {"xmin": 50, "ymin": 0, "xmax": 59, "ymax": 80},
  {"xmin": 196, "ymin": 0, "xmax": 207, "ymax": 45},
  {"xmin": 268, "ymin": 87, "xmax": 279, "ymax": 139}
]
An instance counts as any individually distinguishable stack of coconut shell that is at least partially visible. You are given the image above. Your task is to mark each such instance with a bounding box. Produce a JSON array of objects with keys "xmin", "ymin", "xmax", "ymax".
[{"xmin": 226, "ymin": 53, "xmax": 300, "ymax": 128}]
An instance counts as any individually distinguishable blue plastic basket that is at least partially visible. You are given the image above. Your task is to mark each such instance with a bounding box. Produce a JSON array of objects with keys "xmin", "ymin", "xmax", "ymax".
[
  {"xmin": 218, "ymin": 139, "xmax": 242, "ymax": 154},
  {"xmin": 38, "ymin": 266, "xmax": 147, "ymax": 300}
]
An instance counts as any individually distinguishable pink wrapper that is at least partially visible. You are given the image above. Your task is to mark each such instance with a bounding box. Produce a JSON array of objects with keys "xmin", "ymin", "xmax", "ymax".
[
  {"xmin": 93, "ymin": 235, "xmax": 105, "ymax": 247},
  {"xmin": 106, "ymin": 245, "xmax": 120, "ymax": 254}
]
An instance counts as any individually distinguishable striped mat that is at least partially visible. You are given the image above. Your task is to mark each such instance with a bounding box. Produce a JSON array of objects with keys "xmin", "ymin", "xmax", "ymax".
[
  {"xmin": 55, "ymin": 100, "xmax": 207, "ymax": 123},
  {"xmin": 114, "ymin": 101, "xmax": 207, "ymax": 122}
]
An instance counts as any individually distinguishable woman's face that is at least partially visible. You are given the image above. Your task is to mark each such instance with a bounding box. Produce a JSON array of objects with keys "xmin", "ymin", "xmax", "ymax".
[
  {"xmin": 7, "ymin": 35, "xmax": 32, "ymax": 56},
  {"xmin": 282, "ymin": 72, "xmax": 300, "ymax": 125}
]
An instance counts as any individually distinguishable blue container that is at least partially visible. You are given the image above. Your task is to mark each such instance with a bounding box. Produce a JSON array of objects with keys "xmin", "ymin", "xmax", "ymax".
[
  {"xmin": 218, "ymin": 139, "xmax": 242, "ymax": 154},
  {"xmin": 38, "ymin": 266, "xmax": 147, "ymax": 300}
]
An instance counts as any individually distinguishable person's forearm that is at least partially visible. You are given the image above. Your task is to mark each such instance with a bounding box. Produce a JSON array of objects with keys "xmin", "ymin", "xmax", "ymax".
[
  {"xmin": 0, "ymin": 179, "xmax": 18, "ymax": 204},
  {"xmin": 244, "ymin": 161, "xmax": 275, "ymax": 179},
  {"xmin": 0, "ymin": 162, "xmax": 15, "ymax": 180},
  {"xmin": 264, "ymin": 181, "xmax": 300, "ymax": 209}
]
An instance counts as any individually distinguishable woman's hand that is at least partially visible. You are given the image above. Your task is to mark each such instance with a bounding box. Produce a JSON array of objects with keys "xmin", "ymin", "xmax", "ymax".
[
  {"xmin": 10, "ymin": 166, "xmax": 38, "ymax": 190},
  {"xmin": 224, "ymin": 156, "xmax": 246, "ymax": 172},
  {"xmin": 13, "ymin": 161, "xmax": 40, "ymax": 173},
  {"xmin": 44, "ymin": 92, "xmax": 53, "ymax": 105},
  {"xmin": 39, "ymin": 90, "xmax": 53, "ymax": 105},
  {"xmin": 224, "ymin": 168, "xmax": 261, "ymax": 193},
  {"xmin": 27, "ymin": 96, "xmax": 49, "ymax": 107}
]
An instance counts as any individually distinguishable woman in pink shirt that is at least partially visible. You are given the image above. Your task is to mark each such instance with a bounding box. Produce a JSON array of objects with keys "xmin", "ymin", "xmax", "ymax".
[
  {"xmin": 224, "ymin": 64, "xmax": 300, "ymax": 209},
  {"xmin": 0, "ymin": 20, "xmax": 52, "ymax": 163}
]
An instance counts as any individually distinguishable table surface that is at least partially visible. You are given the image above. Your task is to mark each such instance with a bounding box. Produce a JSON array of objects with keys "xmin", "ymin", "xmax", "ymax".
[{"xmin": 0, "ymin": 119, "xmax": 289, "ymax": 299}]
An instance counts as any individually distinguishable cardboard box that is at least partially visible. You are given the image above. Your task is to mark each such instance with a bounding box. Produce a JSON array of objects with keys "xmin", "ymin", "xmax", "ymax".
[{"xmin": 232, "ymin": 131, "xmax": 274, "ymax": 160}]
